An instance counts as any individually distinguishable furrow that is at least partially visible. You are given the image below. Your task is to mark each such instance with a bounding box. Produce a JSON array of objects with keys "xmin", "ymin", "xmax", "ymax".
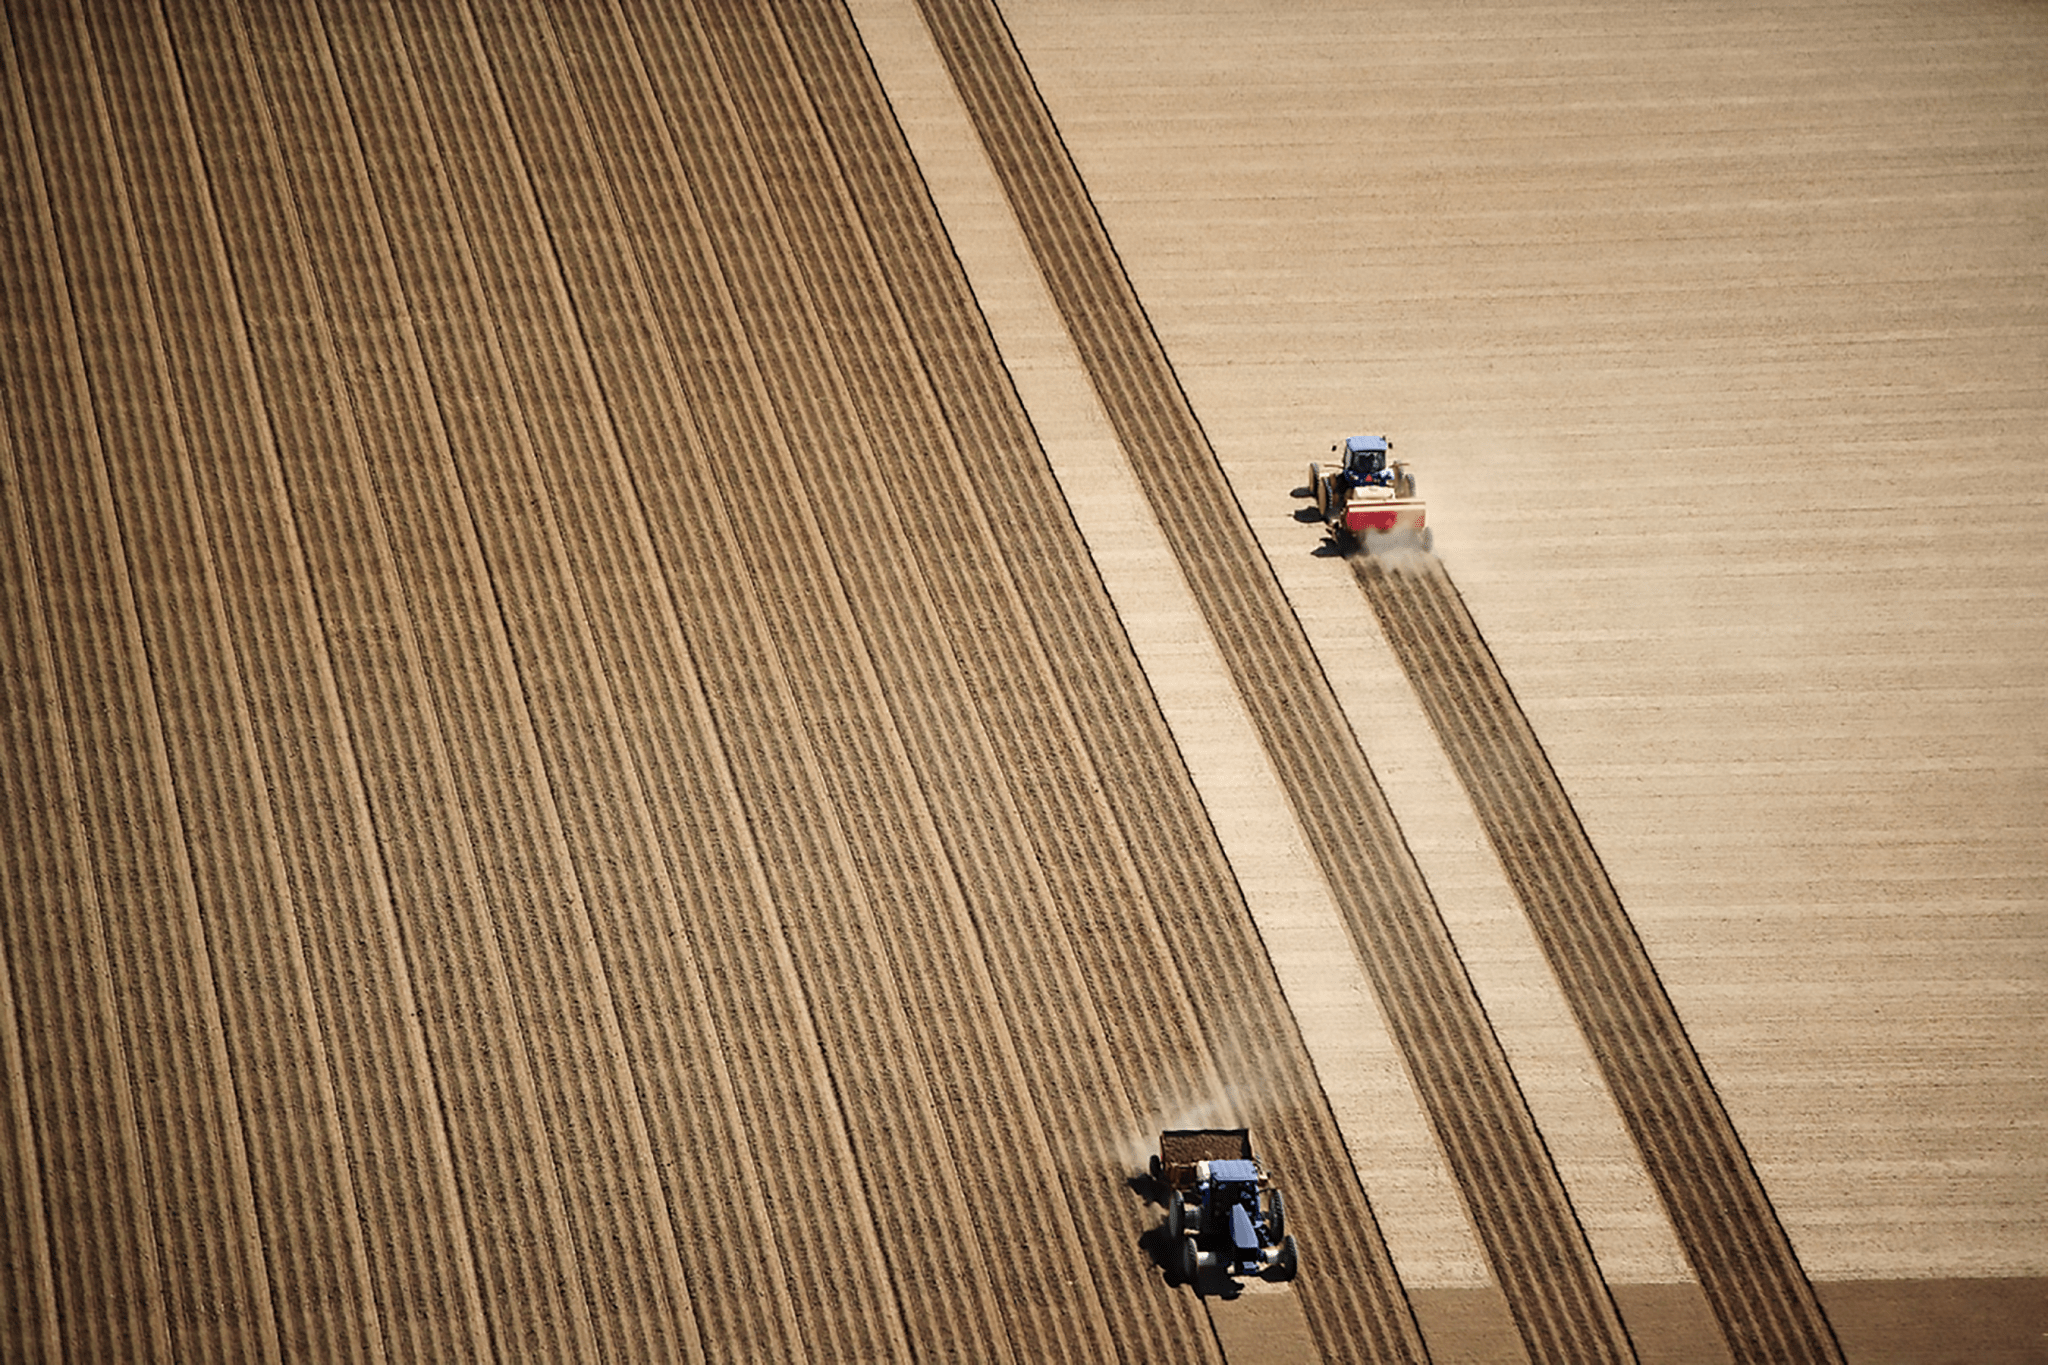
[
  {"xmin": 84, "ymin": 5, "xmax": 497, "ymax": 1357},
  {"xmin": 311, "ymin": 0, "xmax": 856, "ymax": 1352},
  {"xmin": 1356, "ymin": 555, "xmax": 1845, "ymax": 1363},
  {"xmin": 4, "ymin": 10, "xmax": 281, "ymax": 1358},
  {"xmin": 249, "ymin": 4, "xmax": 714, "ymax": 1358},
  {"xmin": 162, "ymin": 0, "xmax": 606, "ymax": 1354},
  {"xmin": 573, "ymin": 8, "xmax": 1048, "ymax": 1353},
  {"xmin": 416, "ymin": 0, "xmax": 1015, "ymax": 1354},
  {"xmin": 0, "ymin": 414, "xmax": 153, "ymax": 1365},
  {"xmin": 44, "ymin": 6, "xmax": 393, "ymax": 1359},
  {"xmin": 916, "ymin": 1, "xmax": 1642, "ymax": 1359},
  {"xmin": 686, "ymin": 4, "xmax": 1153, "ymax": 1356}
]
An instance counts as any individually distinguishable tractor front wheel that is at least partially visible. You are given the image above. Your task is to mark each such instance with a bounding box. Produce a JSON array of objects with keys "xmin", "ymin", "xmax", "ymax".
[{"xmin": 1176, "ymin": 1236, "xmax": 1200, "ymax": 1287}]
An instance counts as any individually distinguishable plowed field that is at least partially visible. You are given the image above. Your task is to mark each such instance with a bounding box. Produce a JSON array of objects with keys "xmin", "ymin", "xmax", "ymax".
[{"xmin": 4, "ymin": 1, "xmax": 2041, "ymax": 1363}]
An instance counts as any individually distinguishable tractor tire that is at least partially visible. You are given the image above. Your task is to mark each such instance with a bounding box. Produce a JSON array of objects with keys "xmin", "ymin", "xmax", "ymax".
[
  {"xmin": 1149, "ymin": 1153, "xmax": 1162, "ymax": 1185},
  {"xmin": 1176, "ymin": 1235, "xmax": 1200, "ymax": 1287},
  {"xmin": 1266, "ymin": 1188, "xmax": 1286, "ymax": 1244},
  {"xmin": 1309, "ymin": 463, "xmax": 1328, "ymax": 520},
  {"xmin": 1268, "ymin": 1235, "xmax": 1299, "ymax": 1282},
  {"xmin": 1166, "ymin": 1190, "xmax": 1186, "ymax": 1241}
]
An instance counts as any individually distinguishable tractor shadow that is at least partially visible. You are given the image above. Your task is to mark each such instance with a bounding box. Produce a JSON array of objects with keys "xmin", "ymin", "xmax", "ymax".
[
  {"xmin": 1292, "ymin": 499, "xmax": 1353, "ymax": 558},
  {"xmin": 1128, "ymin": 1172, "xmax": 1248, "ymax": 1300}
]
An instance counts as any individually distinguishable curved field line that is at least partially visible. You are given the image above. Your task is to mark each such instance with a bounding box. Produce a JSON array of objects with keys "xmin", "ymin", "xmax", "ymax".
[
  {"xmin": 1355, "ymin": 554, "xmax": 1845, "ymax": 1364},
  {"xmin": 913, "ymin": 1, "xmax": 1639, "ymax": 1360}
]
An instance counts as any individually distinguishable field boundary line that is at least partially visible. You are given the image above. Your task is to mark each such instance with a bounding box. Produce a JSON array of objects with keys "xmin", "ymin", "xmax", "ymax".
[
  {"xmin": 912, "ymin": 1, "xmax": 1640, "ymax": 1357},
  {"xmin": 1356, "ymin": 555, "xmax": 1846, "ymax": 1363}
]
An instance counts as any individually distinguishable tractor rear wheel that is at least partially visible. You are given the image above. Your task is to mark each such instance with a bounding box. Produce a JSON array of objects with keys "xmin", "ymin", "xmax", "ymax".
[
  {"xmin": 1266, "ymin": 1188, "xmax": 1286, "ymax": 1244},
  {"xmin": 1268, "ymin": 1235, "xmax": 1299, "ymax": 1282},
  {"xmin": 1309, "ymin": 463, "xmax": 1328, "ymax": 520},
  {"xmin": 1166, "ymin": 1190, "xmax": 1186, "ymax": 1241},
  {"xmin": 1176, "ymin": 1235, "xmax": 1200, "ymax": 1287}
]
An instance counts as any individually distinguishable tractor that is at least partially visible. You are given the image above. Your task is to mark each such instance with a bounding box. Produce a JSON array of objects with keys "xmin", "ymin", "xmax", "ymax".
[
  {"xmin": 1306, "ymin": 434, "xmax": 1429, "ymax": 549},
  {"xmin": 1151, "ymin": 1128, "xmax": 1298, "ymax": 1284}
]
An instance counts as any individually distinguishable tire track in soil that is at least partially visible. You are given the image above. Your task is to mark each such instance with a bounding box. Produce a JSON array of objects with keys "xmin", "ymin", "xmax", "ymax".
[
  {"xmin": 915, "ymin": 2, "xmax": 1638, "ymax": 1361},
  {"xmin": 3, "ymin": 10, "xmax": 278, "ymax": 1359},
  {"xmin": 79, "ymin": 2, "xmax": 497, "ymax": 1356},
  {"xmin": 765, "ymin": 5, "xmax": 1425, "ymax": 1358},
  {"xmin": 490, "ymin": 1, "xmax": 1078, "ymax": 1354},
  {"xmin": 160, "ymin": 0, "xmax": 614, "ymax": 1355},
  {"xmin": 1355, "ymin": 555, "xmax": 1846, "ymax": 1364}
]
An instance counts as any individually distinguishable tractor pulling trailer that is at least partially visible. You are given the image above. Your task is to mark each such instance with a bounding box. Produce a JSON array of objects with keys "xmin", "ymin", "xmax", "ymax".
[{"xmin": 1151, "ymin": 1129, "xmax": 1298, "ymax": 1284}]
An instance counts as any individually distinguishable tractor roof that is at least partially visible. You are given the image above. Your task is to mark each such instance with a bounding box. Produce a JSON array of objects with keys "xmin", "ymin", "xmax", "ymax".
[
  {"xmin": 1344, "ymin": 435, "xmax": 1390, "ymax": 455},
  {"xmin": 1206, "ymin": 1158, "xmax": 1261, "ymax": 1184}
]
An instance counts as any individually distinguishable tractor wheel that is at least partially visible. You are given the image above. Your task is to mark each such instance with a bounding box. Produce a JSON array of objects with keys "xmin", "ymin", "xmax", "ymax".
[
  {"xmin": 1266, "ymin": 1188, "xmax": 1286, "ymax": 1244},
  {"xmin": 1309, "ymin": 463, "xmax": 1328, "ymax": 520},
  {"xmin": 1149, "ymin": 1153, "xmax": 1162, "ymax": 1186},
  {"xmin": 1268, "ymin": 1235, "xmax": 1299, "ymax": 1282},
  {"xmin": 1166, "ymin": 1190, "xmax": 1186, "ymax": 1241},
  {"xmin": 1176, "ymin": 1235, "xmax": 1200, "ymax": 1287}
]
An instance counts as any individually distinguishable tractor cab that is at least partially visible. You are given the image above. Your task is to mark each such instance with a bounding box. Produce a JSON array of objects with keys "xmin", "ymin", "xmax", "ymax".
[
  {"xmin": 1339, "ymin": 434, "xmax": 1392, "ymax": 486},
  {"xmin": 1198, "ymin": 1159, "xmax": 1274, "ymax": 1275}
]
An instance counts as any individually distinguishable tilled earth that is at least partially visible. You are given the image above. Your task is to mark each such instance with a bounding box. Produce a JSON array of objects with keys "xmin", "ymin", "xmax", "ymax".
[{"xmin": 2, "ymin": 1, "xmax": 2040, "ymax": 1363}]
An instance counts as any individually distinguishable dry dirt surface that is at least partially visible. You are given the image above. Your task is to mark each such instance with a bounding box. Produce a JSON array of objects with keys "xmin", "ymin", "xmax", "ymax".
[{"xmin": 1, "ymin": 2, "xmax": 2041, "ymax": 1365}]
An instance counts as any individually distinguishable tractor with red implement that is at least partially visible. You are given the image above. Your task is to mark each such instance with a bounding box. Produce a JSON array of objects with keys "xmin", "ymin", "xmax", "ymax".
[{"xmin": 1306, "ymin": 434, "xmax": 1430, "ymax": 549}]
